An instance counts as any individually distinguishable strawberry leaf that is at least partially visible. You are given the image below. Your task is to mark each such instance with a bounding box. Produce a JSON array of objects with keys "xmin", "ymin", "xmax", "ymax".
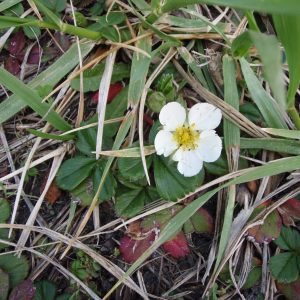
[
  {"xmin": 183, "ymin": 208, "xmax": 214, "ymax": 234},
  {"xmin": 120, "ymin": 233, "xmax": 155, "ymax": 264},
  {"xmin": 275, "ymin": 226, "xmax": 300, "ymax": 251},
  {"xmin": 276, "ymin": 276, "xmax": 300, "ymax": 300},
  {"xmin": 269, "ymin": 252, "xmax": 300, "ymax": 283},
  {"xmin": 247, "ymin": 201, "xmax": 282, "ymax": 244},
  {"xmin": 162, "ymin": 231, "xmax": 190, "ymax": 259},
  {"xmin": 8, "ymin": 280, "xmax": 36, "ymax": 300}
]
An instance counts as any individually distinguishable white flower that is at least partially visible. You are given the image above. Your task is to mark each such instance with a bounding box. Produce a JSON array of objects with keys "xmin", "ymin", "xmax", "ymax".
[{"xmin": 154, "ymin": 102, "xmax": 222, "ymax": 177}]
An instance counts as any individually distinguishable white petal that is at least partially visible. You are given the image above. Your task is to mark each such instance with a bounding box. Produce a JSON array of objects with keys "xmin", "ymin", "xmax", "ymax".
[
  {"xmin": 196, "ymin": 130, "xmax": 222, "ymax": 162},
  {"xmin": 188, "ymin": 103, "xmax": 222, "ymax": 131},
  {"xmin": 173, "ymin": 148, "xmax": 203, "ymax": 177},
  {"xmin": 159, "ymin": 102, "xmax": 186, "ymax": 131},
  {"xmin": 154, "ymin": 130, "xmax": 178, "ymax": 157}
]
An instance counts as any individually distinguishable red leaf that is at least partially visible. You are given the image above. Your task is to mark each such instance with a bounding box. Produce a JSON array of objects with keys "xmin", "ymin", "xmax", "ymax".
[
  {"xmin": 4, "ymin": 56, "xmax": 20, "ymax": 75},
  {"xmin": 8, "ymin": 31, "xmax": 26, "ymax": 56},
  {"xmin": 40, "ymin": 176, "xmax": 61, "ymax": 205},
  {"xmin": 280, "ymin": 198, "xmax": 300, "ymax": 220},
  {"xmin": 45, "ymin": 182, "xmax": 61, "ymax": 204},
  {"xmin": 27, "ymin": 45, "xmax": 41, "ymax": 65},
  {"xmin": 8, "ymin": 279, "xmax": 36, "ymax": 300},
  {"xmin": 162, "ymin": 231, "xmax": 190, "ymax": 259},
  {"xmin": 276, "ymin": 277, "xmax": 300, "ymax": 300},
  {"xmin": 92, "ymin": 82, "xmax": 123, "ymax": 104},
  {"xmin": 120, "ymin": 232, "xmax": 155, "ymax": 264}
]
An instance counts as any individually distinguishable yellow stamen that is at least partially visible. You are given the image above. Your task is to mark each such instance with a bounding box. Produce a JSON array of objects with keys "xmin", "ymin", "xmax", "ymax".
[{"xmin": 173, "ymin": 125, "xmax": 199, "ymax": 150}]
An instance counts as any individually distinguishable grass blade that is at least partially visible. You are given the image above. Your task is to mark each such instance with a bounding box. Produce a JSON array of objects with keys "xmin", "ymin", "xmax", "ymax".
[
  {"xmin": 273, "ymin": 15, "xmax": 300, "ymax": 107},
  {"xmin": 0, "ymin": 0, "xmax": 22, "ymax": 12},
  {"xmin": 248, "ymin": 31, "xmax": 286, "ymax": 109},
  {"xmin": 214, "ymin": 54, "xmax": 240, "ymax": 272},
  {"xmin": 261, "ymin": 128, "xmax": 300, "ymax": 140},
  {"xmin": 161, "ymin": 0, "xmax": 300, "ymax": 16},
  {"xmin": 0, "ymin": 41, "xmax": 94, "ymax": 125},
  {"xmin": 240, "ymin": 138, "xmax": 300, "ymax": 155},
  {"xmin": 128, "ymin": 28, "xmax": 152, "ymax": 106},
  {"xmin": 240, "ymin": 58, "xmax": 287, "ymax": 129},
  {"xmin": 0, "ymin": 67, "xmax": 71, "ymax": 131},
  {"xmin": 27, "ymin": 129, "xmax": 75, "ymax": 141}
]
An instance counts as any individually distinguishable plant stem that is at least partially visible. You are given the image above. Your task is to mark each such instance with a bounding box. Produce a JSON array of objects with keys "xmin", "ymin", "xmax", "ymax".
[{"xmin": 288, "ymin": 106, "xmax": 300, "ymax": 130}]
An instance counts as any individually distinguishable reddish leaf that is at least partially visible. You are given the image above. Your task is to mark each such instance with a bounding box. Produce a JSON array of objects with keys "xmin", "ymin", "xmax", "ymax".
[
  {"xmin": 162, "ymin": 231, "xmax": 190, "ymax": 259},
  {"xmin": 120, "ymin": 232, "xmax": 155, "ymax": 264},
  {"xmin": 8, "ymin": 31, "xmax": 26, "ymax": 56},
  {"xmin": 183, "ymin": 208, "xmax": 214, "ymax": 234},
  {"xmin": 45, "ymin": 182, "xmax": 61, "ymax": 204},
  {"xmin": 247, "ymin": 202, "xmax": 282, "ymax": 244},
  {"xmin": 27, "ymin": 46, "xmax": 41, "ymax": 65},
  {"xmin": 92, "ymin": 82, "xmax": 123, "ymax": 104},
  {"xmin": 40, "ymin": 177, "xmax": 61, "ymax": 205},
  {"xmin": 4, "ymin": 56, "xmax": 20, "ymax": 75},
  {"xmin": 276, "ymin": 277, "xmax": 300, "ymax": 300},
  {"xmin": 279, "ymin": 198, "xmax": 300, "ymax": 226},
  {"xmin": 8, "ymin": 279, "xmax": 36, "ymax": 300}
]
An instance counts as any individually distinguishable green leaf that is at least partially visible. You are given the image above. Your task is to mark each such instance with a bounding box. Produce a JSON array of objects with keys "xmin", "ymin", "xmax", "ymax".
[
  {"xmin": 0, "ymin": 268, "xmax": 9, "ymax": 300},
  {"xmin": 0, "ymin": 42, "xmax": 94, "ymax": 125},
  {"xmin": 275, "ymin": 226, "xmax": 300, "ymax": 251},
  {"xmin": 0, "ymin": 198, "xmax": 11, "ymax": 222},
  {"xmin": 56, "ymin": 157, "xmax": 96, "ymax": 191},
  {"xmin": 243, "ymin": 266, "xmax": 262, "ymax": 289},
  {"xmin": 34, "ymin": 280, "xmax": 56, "ymax": 300},
  {"xmin": 270, "ymin": 252, "xmax": 300, "ymax": 283},
  {"xmin": 204, "ymin": 153, "xmax": 228, "ymax": 176},
  {"xmin": 70, "ymin": 63, "xmax": 130, "ymax": 92},
  {"xmin": 117, "ymin": 155, "xmax": 152, "ymax": 182},
  {"xmin": 154, "ymin": 156, "xmax": 204, "ymax": 201},
  {"xmin": 0, "ymin": 67, "xmax": 71, "ymax": 131},
  {"xmin": 115, "ymin": 188, "xmax": 145, "ymax": 218},
  {"xmin": 0, "ymin": 228, "xmax": 11, "ymax": 250},
  {"xmin": 240, "ymin": 58, "xmax": 287, "ymax": 129},
  {"xmin": 39, "ymin": 0, "xmax": 66, "ymax": 12},
  {"xmin": 75, "ymin": 125, "xmax": 97, "ymax": 156},
  {"xmin": 0, "ymin": 254, "xmax": 29, "ymax": 288},
  {"xmin": 273, "ymin": 15, "xmax": 300, "ymax": 106},
  {"xmin": 92, "ymin": 160, "xmax": 117, "ymax": 202}
]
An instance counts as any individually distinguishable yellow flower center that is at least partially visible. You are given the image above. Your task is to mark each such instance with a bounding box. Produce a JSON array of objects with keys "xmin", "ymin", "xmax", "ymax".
[{"xmin": 173, "ymin": 125, "xmax": 199, "ymax": 150}]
